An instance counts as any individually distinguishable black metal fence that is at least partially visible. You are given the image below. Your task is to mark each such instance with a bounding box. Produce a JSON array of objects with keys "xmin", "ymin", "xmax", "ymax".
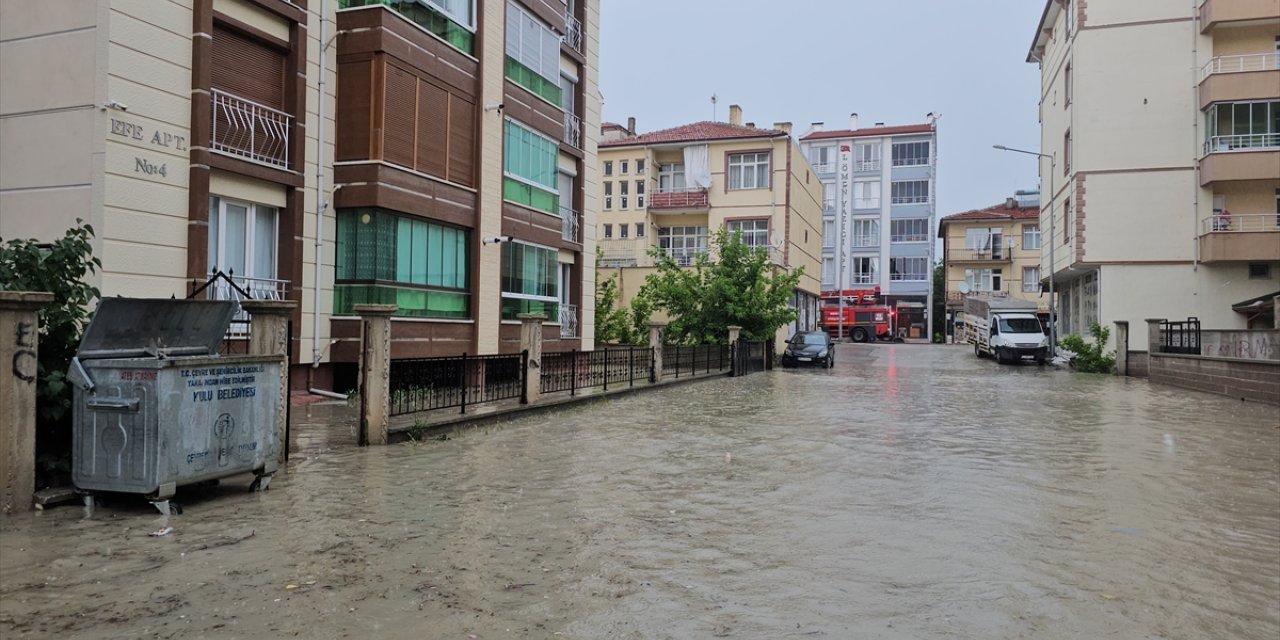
[
  {"xmin": 1160, "ymin": 317, "xmax": 1201, "ymax": 355},
  {"xmin": 663, "ymin": 343, "xmax": 733, "ymax": 378},
  {"xmin": 540, "ymin": 346, "xmax": 653, "ymax": 395},
  {"xmin": 736, "ymin": 340, "xmax": 771, "ymax": 374},
  {"xmin": 389, "ymin": 352, "xmax": 527, "ymax": 415}
]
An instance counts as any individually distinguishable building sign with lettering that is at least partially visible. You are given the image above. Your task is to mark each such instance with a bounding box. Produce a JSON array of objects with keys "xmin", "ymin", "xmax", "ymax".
[{"xmin": 109, "ymin": 117, "xmax": 187, "ymax": 182}]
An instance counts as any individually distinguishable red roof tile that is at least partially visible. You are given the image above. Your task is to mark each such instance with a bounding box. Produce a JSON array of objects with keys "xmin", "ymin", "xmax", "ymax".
[
  {"xmin": 940, "ymin": 202, "xmax": 1042, "ymax": 223},
  {"xmin": 799, "ymin": 123, "xmax": 933, "ymax": 141},
  {"xmin": 599, "ymin": 121, "xmax": 787, "ymax": 148}
]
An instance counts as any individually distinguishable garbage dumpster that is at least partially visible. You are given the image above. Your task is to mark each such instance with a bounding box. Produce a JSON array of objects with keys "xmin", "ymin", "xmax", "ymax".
[{"xmin": 68, "ymin": 298, "xmax": 283, "ymax": 514}]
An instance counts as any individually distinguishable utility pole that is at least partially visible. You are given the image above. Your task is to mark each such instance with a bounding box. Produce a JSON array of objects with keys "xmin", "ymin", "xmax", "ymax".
[{"xmin": 993, "ymin": 144, "xmax": 1056, "ymax": 356}]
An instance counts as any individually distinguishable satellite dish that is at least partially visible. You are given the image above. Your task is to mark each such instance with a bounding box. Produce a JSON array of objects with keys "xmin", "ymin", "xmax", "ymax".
[{"xmin": 958, "ymin": 282, "xmax": 971, "ymax": 294}]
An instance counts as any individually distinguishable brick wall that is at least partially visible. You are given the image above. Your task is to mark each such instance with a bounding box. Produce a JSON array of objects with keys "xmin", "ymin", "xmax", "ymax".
[
  {"xmin": 1149, "ymin": 353, "xmax": 1280, "ymax": 405},
  {"xmin": 1128, "ymin": 351, "xmax": 1149, "ymax": 378}
]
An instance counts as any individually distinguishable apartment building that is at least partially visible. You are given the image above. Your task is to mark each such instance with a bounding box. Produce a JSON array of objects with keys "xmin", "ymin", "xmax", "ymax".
[
  {"xmin": 596, "ymin": 106, "xmax": 825, "ymax": 341},
  {"xmin": 0, "ymin": 0, "xmax": 600, "ymax": 390},
  {"xmin": 938, "ymin": 192, "xmax": 1048, "ymax": 337},
  {"xmin": 1, "ymin": 0, "xmax": 334, "ymax": 385},
  {"xmin": 1028, "ymin": 0, "xmax": 1279, "ymax": 342},
  {"xmin": 328, "ymin": 0, "xmax": 599, "ymax": 386},
  {"xmin": 798, "ymin": 115, "xmax": 939, "ymax": 339}
]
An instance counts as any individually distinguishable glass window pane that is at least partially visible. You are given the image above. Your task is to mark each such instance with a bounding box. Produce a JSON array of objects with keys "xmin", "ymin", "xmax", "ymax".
[
  {"xmin": 224, "ymin": 202, "xmax": 248, "ymax": 276},
  {"xmin": 208, "ymin": 197, "xmax": 220, "ymax": 273},
  {"xmin": 253, "ymin": 206, "xmax": 276, "ymax": 280}
]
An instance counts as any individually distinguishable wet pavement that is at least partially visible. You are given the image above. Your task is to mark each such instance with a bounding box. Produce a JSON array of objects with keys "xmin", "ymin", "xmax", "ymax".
[{"xmin": 2, "ymin": 344, "xmax": 1278, "ymax": 639}]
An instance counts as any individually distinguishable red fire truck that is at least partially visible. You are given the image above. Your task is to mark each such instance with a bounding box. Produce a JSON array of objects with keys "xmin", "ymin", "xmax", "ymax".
[{"xmin": 819, "ymin": 288, "xmax": 897, "ymax": 342}]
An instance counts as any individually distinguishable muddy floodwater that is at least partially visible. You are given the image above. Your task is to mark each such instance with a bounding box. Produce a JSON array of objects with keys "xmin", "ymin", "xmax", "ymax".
[{"xmin": 2, "ymin": 345, "xmax": 1278, "ymax": 639}]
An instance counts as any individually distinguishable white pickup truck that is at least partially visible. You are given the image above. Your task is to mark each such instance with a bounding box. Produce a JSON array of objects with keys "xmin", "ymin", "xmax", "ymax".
[{"xmin": 965, "ymin": 296, "xmax": 1049, "ymax": 365}]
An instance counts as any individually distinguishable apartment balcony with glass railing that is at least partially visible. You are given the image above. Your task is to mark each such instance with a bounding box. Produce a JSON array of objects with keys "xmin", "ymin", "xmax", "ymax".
[
  {"xmin": 1198, "ymin": 213, "xmax": 1280, "ymax": 262},
  {"xmin": 811, "ymin": 161, "xmax": 834, "ymax": 174},
  {"xmin": 1199, "ymin": 53, "xmax": 1280, "ymax": 109},
  {"xmin": 211, "ymin": 89, "xmax": 292, "ymax": 169}
]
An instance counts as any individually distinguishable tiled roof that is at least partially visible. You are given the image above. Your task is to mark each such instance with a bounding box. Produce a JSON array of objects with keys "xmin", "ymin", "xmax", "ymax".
[
  {"xmin": 599, "ymin": 121, "xmax": 787, "ymax": 148},
  {"xmin": 940, "ymin": 202, "xmax": 1041, "ymax": 223},
  {"xmin": 799, "ymin": 123, "xmax": 933, "ymax": 141}
]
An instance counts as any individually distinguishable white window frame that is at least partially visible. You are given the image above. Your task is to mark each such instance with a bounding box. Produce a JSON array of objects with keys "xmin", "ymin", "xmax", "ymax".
[
  {"xmin": 891, "ymin": 141, "xmax": 930, "ymax": 167},
  {"xmin": 620, "ymin": 159, "xmax": 629, "ymax": 175},
  {"xmin": 891, "ymin": 180, "xmax": 930, "ymax": 204},
  {"xmin": 853, "ymin": 256, "xmax": 879, "ymax": 284},
  {"xmin": 889, "ymin": 256, "xmax": 928, "ymax": 281},
  {"xmin": 658, "ymin": 163, "xmax": 686, "ymax": 191},
  {"xmin": 603, "ymin": 181, "xmax": 612, "ymax": 210},
  {"xmin": 726, "ymin": 219, "xmax": 769, "ymax": 247},
  {"xmin": 1022, "ymin": 224, "xmax": 1041, "ymax": 250},
  {"xmin": 620, "ymin": 181, "xmax": 629, "ymax": 209},
  {"xmin": 851, "ymin": 218, "xmax": 879, "ymax": 247},
  {"xmin": 657, "ymin": 225, "xmax": 708, "ymax": 265},
  {"xmin": 635, "ymin": 180, "xmax": 645, "ymax": 208},
  {"xmin": 619, "ymin": 223, "xmax": 628, "ymax": 239},
  {"xmin": 853, "ymin": 143, "xmax": 880, "ymax": 171},
  {"xmin": 890, "ymin": 218, "xmax": 929, "ymax": 243},
  {"xmin": 822, "ymin": 219, "xmax": 836, "ymax": 248},
  {"xmin": 208, "ymin": 195, "xmax": 278, "ymax": 283},
  {"xmin": 636, "ymin": 222, "xmax": 645, "ymax": 238},
  {"xmin": 728, "ymin": 152, "xmax": 770, "ymax": 190},
  {"xmin": 425, "ymin": 0, "xmax": 475, "ymax": 30},
  {"xmin": 602, "ymin": 223, "xmax": 613, "ymax": 239},
  {"xmin": 853, "ymin": 180, "xmax": 880, "ymax": 209},
  {"xmin": 1023, "ymin": 266, "xmax": 1041, "ymax": 292}
]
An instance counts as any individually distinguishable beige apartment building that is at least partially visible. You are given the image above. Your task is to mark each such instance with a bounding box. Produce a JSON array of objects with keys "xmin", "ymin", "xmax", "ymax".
[
  {"xmin": 596, "ymin": 107, "xmax": 825, "ymax": 342},
  {"xmin": 1, "ymin": 0, "xmax": 601, "ymax": 391},
  {"xmin": 938, "ymin": 192, "xmax": 1048, "ymax": 339},
  {"xmin": 1028, "ymin": 0, "xmax": 1279, "ymax": 344}
]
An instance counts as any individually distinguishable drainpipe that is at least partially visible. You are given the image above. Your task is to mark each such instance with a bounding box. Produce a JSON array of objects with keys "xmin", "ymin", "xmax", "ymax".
[{"xmin": 312, "ymin": 0, "xmax": 329, "ymax": 370}]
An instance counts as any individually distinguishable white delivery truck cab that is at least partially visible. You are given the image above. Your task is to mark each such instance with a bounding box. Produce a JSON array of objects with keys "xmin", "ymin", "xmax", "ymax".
[{"xmin": 964, "ymin": 296, "xmax": 1049, "ymax": 365}]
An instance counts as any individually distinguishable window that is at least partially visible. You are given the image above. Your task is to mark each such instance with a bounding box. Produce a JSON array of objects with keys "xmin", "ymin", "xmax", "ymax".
[
  {"xmin": 208, "ymin": 196, "xmax": 278, "ymax": 290},
  {"xmin": 810, "ymin": 146, "xmax": 834, "ymax": 171},
  {"xmin": 620, "ymin": 181, "xmax": 629, "ymax": 209},
  {"xmin": 1023, "ymin": 266, "xmax": 1041, "ymax": 292},
  {"xmin": 823, "ymin": 182, "xmax": 837, "ymax": 213},
  {"xmin": 501, "ymin": 241, "xmax": 558, "ymax": 320},
  {"xmin": 619, "ymin": 223, "xmax": 628, "ymax": 239},
  {"xmin": 602, "ymin": 223, "xmax": 612, "ymax": 239},
  {"xmin": 964, "ymin": 268, "xmax": 1001, "ymax": 292},
  {"xmin": 726, "ymin": 219, "xmax": 769, "ymax": 247},
  {"xmin": 636, "ymin": 158, "xmax": 646, "ymax": 174},
  {"xmin": 604, "ymin": 160, "xmax": 613, "ymax": 176},
  {"xmin": 1064, "ymin": 62, "xmax": 1072, "ymax": 108},
  {"xmin": 891, "ymin": 141, "xmax": 930, "ymax": 167},
  {"xmin": 853, "ymin": 143, "xmax": 880, "ymax": 171},
  {"xmin": 853, "ymin": 256, "xmax": 878, "ymax": 284},
  {"xmin": 603, "ymin": 182, "xmax": 612, "ymax": 210},
  {"xmin": 1204, "ymin": 100, "xmax": 1280, "ymax": 152},
  {"xmin": 658, "ymin": 163, "xmax": 686, "ymax": 191},
  {"xmin": 505, "ymin": 2, "xmax": 562, "ymax": 104},
  {"xmin": 851, "ymin": 218, "xmax": 879, "ymax": 247},
  {"xmin": 657, "ymin": 225, "xmax": 708, "ymax": 265},
  {"xmin": 823, "ymin": 219, "xmax": 836, "ymax": 248},
  {"xmin": 503, "ymin": 119, "xmax": 559, "ymax": 214},
  {"xmin": 889, "ymin": 257, "xmax": 929, "ymax": 281},
  {"xmin": 1248, "ymin": 263, "xmax": 1272, "ymax": 279},
  {"xmin": 728, "ymin": 152, "xmax": 769, "ymax": 190},
  {"xmin": 891, "ymin": 180, "xmax": 929, "ymax": 204},
  {"xmin": 334, "ymin": 208, "xmax": 469, "ymax": 318},
  {"xmin": 636, "ymin": 180, "xmax": 645, "ymax": 208},
  {"xmin": 853, "ymin": 180, "xmax": 880, "ymax": 209},
  {"xmin": 343, "ymin": 0, "xmax": 476, "ymax": 54},
  {"xmin": 965, "ymin": 228, "xmax": 992, "ymax": 251},
  {"xmin": 822, "ymin": 259, "xmax": 836, "ymax": 287},
  {"xmin": 1064, "ymin": 197, "xmax": 1071, "ymax": 244},
  {"xmin": 1023, "ymin": 224, "xmax": 1041, "ymax": 250},
  {"xmin": 620, "ymin": 160, "xmax": 629, "ymax": 174},
  {"xmin": 1063, "ymin": 128, "xmax": 1071, "ymax": 175},
  {"xmin": 890, "ymin": 218, "xmax": 929, "ymax": 242},
  {"xmin": 636, "ymin": 222, "xmax": 645, "ymax": 238}
]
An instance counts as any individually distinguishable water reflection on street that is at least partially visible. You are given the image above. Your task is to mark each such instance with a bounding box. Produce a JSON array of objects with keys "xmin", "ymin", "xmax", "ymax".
[{"xmin": 2, "ymin": 345, "xmax": 1277, "ymax": 639}]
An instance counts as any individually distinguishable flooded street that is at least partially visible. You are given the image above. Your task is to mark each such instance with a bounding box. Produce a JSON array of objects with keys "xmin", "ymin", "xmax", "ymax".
[{"xmin": 2, "ymin": 344, "xmax": 1278, "ymax": 639}]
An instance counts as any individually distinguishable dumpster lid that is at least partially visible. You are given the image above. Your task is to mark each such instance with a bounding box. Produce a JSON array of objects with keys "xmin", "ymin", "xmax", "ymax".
[{"xmin": 76, "ymin": 298, "xmax": 238, "ymax": 359}]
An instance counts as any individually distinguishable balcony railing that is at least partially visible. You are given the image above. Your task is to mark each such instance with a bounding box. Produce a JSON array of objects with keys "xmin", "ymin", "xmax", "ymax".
[
  {"xmin": 559, "ymin": 303, "xmax": 579, "ymax": 338},
  {"xmin": 822, "ymin": 199, "xmax": 836, "ymax": 214},
  {"xmin": 211, "ymin": 89, "xmax": 292, "ymax": 169},
  {"xmin": 203, "ymin": 271, "xmax": 290, "ymax": 336},
  {"xmin": 560, "ymin": 205, "xmax": 580, "ymax": 243},
  {"xmin": 1200, "ymin": 213, "xmax": 1280, "ymax": 235},
  {"xmin": 564, "ymin": 12, "xmax": 583, "ymax": 53},
  {"xmin": 563, "ymin": 111, "xmax": 582, "ymax": 148},
  {"xmin": 1200, "ymin": 53, "xmax": 1280, "ymax": 80},
  {"xmin": 661, "ymin": 246, "xmax": 707, "ymax": 266},
  {"xmin": 598, "ymin": 239, "xmax": 647, "ymax": 267},
  {"xmin": 854, "ymin": 160, "xmax": 880, "ymax": 172},
  {"xmin": 946, "ymin": 244, "xmax": 1014, "ymax": 262},
  {"xmin": 649, "ymin": 187, "xmax": 709, "ymax": 210},
  {"xmin": 811, "ymin": 161, "xmax": 834, "ymax": 173},
  {"xmin": 1203, "ymin": 133, "xmax": 1280, "ymax": 155}
]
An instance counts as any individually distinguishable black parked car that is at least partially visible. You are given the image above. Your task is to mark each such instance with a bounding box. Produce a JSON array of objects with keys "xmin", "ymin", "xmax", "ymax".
[{"xmin": 781, "ymin": 331, "xmax": 835, "ymax": 368}]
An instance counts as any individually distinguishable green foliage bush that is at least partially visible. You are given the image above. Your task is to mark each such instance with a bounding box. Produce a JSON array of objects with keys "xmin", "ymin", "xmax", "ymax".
[
  {"xmin": 0, "ymin": 221, "xmax": 101, "ymax": 482},
  {"xmin": 1058, "ymin": 322, "xmax": 1116, "ymax": 374}
]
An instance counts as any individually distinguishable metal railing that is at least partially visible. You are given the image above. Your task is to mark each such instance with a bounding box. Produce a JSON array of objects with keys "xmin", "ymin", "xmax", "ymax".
[
  {"xmin": 598, "ymin": 239, "xmax": 646, "ymax": 266},
  {"xmin": 211, "ymin": 89, "xmax": 292, "ymax": 169},
  {"xmin": 559, "ymin": 303, "xmax": 578, "ymax": 338},
  {"xmin": 811, "ymin": 162, "xmax": 835, "ymax": 173},
  {"xmin": 564, "ymin": 12, "xmax": 583, "ymax": 53},
  {"xmin": 891, "ymin": 194, "xmax": 930, "ymax": 204},
  {"xmin": 1200, "ymin": 53, "xmax": 1280, "ymax": 80},
  {"xmin": 649, "ymin": 187, "xmax": 709, "ymax": 209},
  {"xmin": 192, "ymin": 270, "xmax": 290, "ymax": 337},
  {"xmin": 946, "ymin": 244, "xmax": 1015, "ymax": 262},
  {"xmin": 1200, "ymin": 213, "xmax": 1280, "ymax": 234},
  {"xmin": 854, "ymin": 159, "xmax": 880, "ymax": 172},
  {"xmin": 822, "ymin": 199, "xmax": 836, "ymax": 214},
  {"xmin": 389, "ymin": 351, "xmax": 527, "ymax": 415},
  {"xmin": 560, "ymin": 205, "xmax": 580, "ymax": 242},
  {"xmin": 540, "ymin": 346, "xmax": 653, "ymax": 395},
  {"xmin": 660, "ymin": 246, "xmax": 706, "ymax": 266},
  {"xmin": 1203, "ymin": 133, "xmax": 1280, "ymax": 155},
  {"xmin": 563, "ymin": 111, "xmax": 582, "ymax": 148},
  {"xmin": 1159, "ymin": 317, "xmax": 1201, "ymax": 355},
  {"xmin": 663, "ymin": 343, "xmax": 733, "ymax": 378},
  {"xmin": 732, "ymin": 340, "xmax": 770, "ymax": 375}
]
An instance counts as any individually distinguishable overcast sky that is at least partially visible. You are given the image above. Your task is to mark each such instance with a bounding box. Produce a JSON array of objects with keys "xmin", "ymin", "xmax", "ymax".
[{"xmin": 598, "ymin": 0, "xmax": 1047, "ymax": 217}]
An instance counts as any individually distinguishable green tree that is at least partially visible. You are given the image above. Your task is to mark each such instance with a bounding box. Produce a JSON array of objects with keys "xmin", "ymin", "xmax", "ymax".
[
  {"xmin": 932, "ymin": 261, "xmax": 945, "ymax": 342},
  {"xmin": 637, "ymin": 230, "xmax": 802, "ymax": 344},
  {"xmin": 0, "ymin": 221, "xmax": 102, "ymax": 480}
]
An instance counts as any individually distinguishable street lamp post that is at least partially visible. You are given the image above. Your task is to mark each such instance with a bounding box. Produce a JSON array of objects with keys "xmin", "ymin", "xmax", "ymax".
[{"xmin": 993, "ymin": 144, "xmax": 1056, "ymax": 357}]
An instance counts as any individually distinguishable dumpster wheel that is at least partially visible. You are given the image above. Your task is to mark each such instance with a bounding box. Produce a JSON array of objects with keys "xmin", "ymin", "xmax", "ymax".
[{"xmin": 249, "ymin": 472, "xmax": 273, "ymax": 492}]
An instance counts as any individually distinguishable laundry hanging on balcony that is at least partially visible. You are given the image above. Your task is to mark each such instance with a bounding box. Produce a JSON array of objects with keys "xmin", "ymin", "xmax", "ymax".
[{"xmin": 683, "ymin": 144, "xmax": 711, "ymax": 190}]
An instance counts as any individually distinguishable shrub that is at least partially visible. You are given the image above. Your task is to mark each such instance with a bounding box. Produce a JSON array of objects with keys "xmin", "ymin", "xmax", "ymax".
[{"xmin": 1058, "ymin": 322, "xmax": 1116, "ymax": 374}]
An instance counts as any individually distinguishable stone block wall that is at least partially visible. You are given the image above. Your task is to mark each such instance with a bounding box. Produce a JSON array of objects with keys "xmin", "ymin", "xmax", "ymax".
[{"xmin": 1149, "ymin": 353, "xmax": 1280, "ymax": 405}]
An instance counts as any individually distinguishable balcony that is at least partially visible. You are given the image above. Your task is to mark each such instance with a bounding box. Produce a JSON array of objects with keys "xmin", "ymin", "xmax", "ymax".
[
  {"xmin": 563, "ymin": 111, "xmax": 582, "ymax": 148},
  {"xmin": 559, "ymin": 303, "xmax": 579, "ymax": 338},
  {"xmin": 598, "ymin": 239, "xmax": 648, "ymax": 267},
  {"xmin": 564, "ymin": 12, "xmax": 583, "ymax": 53},
  {"xmin": 1200, "ymin": 134, "xmax": 1280, "ymax": 185},
  {"xmin": 811, "ymin": 161, "xmax": 835, "ymax": 174},
  {"xmin": 1199, "ymin": 54, "xmax": 1280, "ymax": 109},
  {"xmin": 946, "ymin": 244, "xmax": 1014, "ymax": 263},
  {"xmin": 1198, "ymin": 213, "xmax": 1280, "ymax": 263},
  {"xmin": 560, "ymin": 205, "xmax": 580, "ymax": 243},
  {"xmin": 1199, "ymin": 0, "xmax": 1280, "ymax": 32},
  {"xmin": 823, "ymin": 199, "xmax": 836, "ymax": 214},
  {"xmin": 211, "ymin": 89, "xmax": 292, "ymax": 169},
  {"xmin": 648, "ymin": 187, "xmax": 709, "ymax": 212},
  {"xmin": 201, "ymin": 271, "xmax": 290, "ymax": 337}
]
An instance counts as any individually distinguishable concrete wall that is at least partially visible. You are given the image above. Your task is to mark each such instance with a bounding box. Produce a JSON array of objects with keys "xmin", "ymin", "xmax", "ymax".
[
  {"xmin": 579, "ymin": 0, "xmax": 601, "ymax": 351},
  {"xmin": 1149, "ymin": 353, "xmax": 1280, "ymax": 405},
  {"xmin": 1200, "ymin": 329, "xmax": 1280, "ymax": 361}
]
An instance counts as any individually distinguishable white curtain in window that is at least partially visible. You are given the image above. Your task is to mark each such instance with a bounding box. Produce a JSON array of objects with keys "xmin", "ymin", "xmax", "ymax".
[{"xmin": 683, "ymin": 144, "xmax": 711, "ymax": 190}]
